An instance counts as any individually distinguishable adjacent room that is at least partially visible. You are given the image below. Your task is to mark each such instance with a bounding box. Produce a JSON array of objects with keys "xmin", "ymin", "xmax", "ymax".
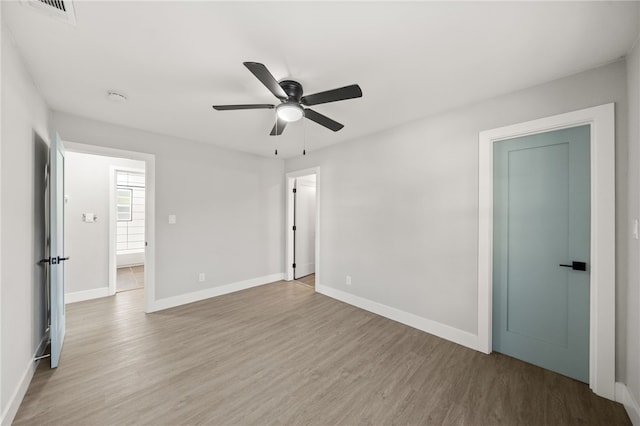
[
  {"xmin": 1, "ymin": 1, "xmax": 640, "ymax": 425},
  {"xmin": 115, "ymin": 169, "xmax": 146, "ymax": 292},
  {"xmin": 64, "ymin": 150, "xmax": 147, "ymax": 304}
]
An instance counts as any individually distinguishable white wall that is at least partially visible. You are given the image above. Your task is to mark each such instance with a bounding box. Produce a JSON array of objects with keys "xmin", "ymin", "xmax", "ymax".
[
  {"xmin": 625, "ymin": 21, "xmax": 640, "ymax": 417},
  {"xmin": 1, "ymin": 7, "xmax": 4, "ymax": 419},
  {"xmin": 1, "ymin": 9, "xmax": 4, "ymax": 420},
  {"xmin": 65, "ymin": 152, "xmax": 144, "ymax": 296},
  {"xmin": 0, "ymin": 22, "xmax": 50, "ymax": 425},
  {"xmin": 51, "ymin": 112, "xmax": 285, "ymax": 302},
  {"xmin": 285, "ymin": 61, "xmax": 628, "ymax": 366}
]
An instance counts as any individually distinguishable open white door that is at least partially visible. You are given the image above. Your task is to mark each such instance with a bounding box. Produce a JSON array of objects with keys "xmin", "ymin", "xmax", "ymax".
[
  {"xmin": 294, "ymin": 177, "xmax": 316, "ymax": 278},
  {"xmin": 50, "ymin": 133, "xmax": 67, "ymax": 368}
]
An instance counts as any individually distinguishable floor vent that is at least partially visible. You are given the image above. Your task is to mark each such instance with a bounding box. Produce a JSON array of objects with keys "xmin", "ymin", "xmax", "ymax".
[{"xmin": 21, "ymin": 0, "xmax": 77, "ymax": 25}]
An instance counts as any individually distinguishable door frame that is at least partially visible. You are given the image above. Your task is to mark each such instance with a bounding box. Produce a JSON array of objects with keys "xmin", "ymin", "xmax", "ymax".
[
  {"xmin": 478, "ymin": 103, "xmax": 615, "ymax": 399},
  {"xmin": 64, "ymin": 141, "xmax": 156, "ymax": 313},
  {"xmin": 285, "ymin": 167, "xmax": 320, "ymax": 285},
  {"xmin": 108, "ymin": 165, "xmax": 145, "ymax": 296}
]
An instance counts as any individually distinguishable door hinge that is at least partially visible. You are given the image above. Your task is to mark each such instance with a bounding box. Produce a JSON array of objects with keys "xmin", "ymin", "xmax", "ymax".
[
  {"xmin": 293, "ymin": 225, "xmax": 296, "ymax": 231},
  {"xmin": 293, "ymin": 188, "xmax": 297, "ymax": 193},
  {"xmin": 292, "ymin": 263, "xmax": 296, "ymax": 268}
]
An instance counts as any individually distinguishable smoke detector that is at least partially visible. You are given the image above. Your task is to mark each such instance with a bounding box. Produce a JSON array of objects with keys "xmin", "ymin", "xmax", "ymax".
[{"xmin": 21, "ymin": 0, "xmax": 77, "ymax": 25}]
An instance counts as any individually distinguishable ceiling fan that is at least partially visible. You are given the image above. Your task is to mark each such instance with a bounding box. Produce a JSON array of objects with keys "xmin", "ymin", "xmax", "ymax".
[{"xmin": 213, "ymin": 62, "xmax": 362, "ymax": 136}]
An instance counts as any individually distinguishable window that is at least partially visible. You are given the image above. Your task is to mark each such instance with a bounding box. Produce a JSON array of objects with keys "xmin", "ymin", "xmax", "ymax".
[{"xmin": 117, "ymin": 188, "xmax": 133, "ymax": 221}]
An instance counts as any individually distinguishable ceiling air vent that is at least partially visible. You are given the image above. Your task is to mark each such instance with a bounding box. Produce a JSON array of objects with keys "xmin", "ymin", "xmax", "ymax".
[{"xmin": 21, "ymin": 0, "xmax": 77, "ymax": 25}]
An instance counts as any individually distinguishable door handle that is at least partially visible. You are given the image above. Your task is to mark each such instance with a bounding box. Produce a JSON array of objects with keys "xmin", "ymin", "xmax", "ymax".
[
  {"xmin": 559, "ymin": 261, "xmax": 586, "ymax": 271},
  {"xmin": 41, "ymin": 256, "xmax": 70, "ymax": 265}
]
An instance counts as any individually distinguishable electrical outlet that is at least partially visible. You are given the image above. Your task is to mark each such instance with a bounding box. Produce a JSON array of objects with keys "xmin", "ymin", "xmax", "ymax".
[
  {"xmin": 168, "ymin": 214, "xmax": 176, "ymax": 224},
  {"xmin": 346, "ymin": 275, "xmax": 352, "ymax": 286},
  {"xmin": 633, "ymin": 219, "xmax": 639, "ymax": 240},
  {"xmin": 198, "ymin": 273, "xmax": 205, "ymax": 282}
]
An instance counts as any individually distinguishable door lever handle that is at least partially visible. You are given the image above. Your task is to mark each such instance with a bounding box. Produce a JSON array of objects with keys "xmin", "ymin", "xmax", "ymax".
[
  {"xmin": 42, "ymin": 256, "xmax": 70, "ymax": 265},
  {"xmin": 559, "ymin": 261, "xmax": 587, "ymax": 271}
]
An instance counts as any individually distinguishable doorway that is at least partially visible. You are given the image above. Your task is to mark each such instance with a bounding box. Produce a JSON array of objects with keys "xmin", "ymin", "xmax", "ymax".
[
  {"xmin": 64, "ymin": 152, "xmax": 146, "ymax": 303},
  {"xmin": 477, "ymin": 103, "xmax": 615, "ymax": 399},
  {"xmin": 64, "ymin": 141, "xmax": 156, "ymax": 313},
  {"xmin": 112, "ymin": 168, "xmax": 146, "ymax": 293},
  {"xmin": 286, "ymin": 167, "xmax": 320, "ymax": 289},
  {"xmin": 293, "ymin": 174, "xmax": 316, "ymax": 287}
]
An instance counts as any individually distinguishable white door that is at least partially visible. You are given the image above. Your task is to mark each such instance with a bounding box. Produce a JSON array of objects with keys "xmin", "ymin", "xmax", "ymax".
[
  {"xmin": 50, "ymin": 133, "xmax": 68, "ymax": 368},
  {"xmin": 294, "ymin": 178, "xmax": 316, "ymax": 278}
]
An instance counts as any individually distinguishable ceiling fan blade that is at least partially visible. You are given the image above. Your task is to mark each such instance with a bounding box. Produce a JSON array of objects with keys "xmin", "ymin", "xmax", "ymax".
[
  {"xmin": 304, "ymin": 109, "xmax": 344, "ymax": 132},
  {"xmin": 301, "ymin": 84, "xmax": 362, "ymax": 106},
  {"xmin": 212, "ymin": 104, "xmax": 274, "ymax": 111},
  {"xmin": 270, "ymin": 117, "xmax": 288, "ymax": 136},
  {"xmin": 243, "ymin": 62, "xmax": 288, "ymax": 100}
]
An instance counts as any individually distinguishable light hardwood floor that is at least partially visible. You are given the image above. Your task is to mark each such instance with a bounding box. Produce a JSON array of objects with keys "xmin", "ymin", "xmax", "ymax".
[
  {"xmin": 116, "ymin": 265, "xmax": 144, "ymax": 292},
  {"xmin": 295, "ymin": 273, "xmax": 315, "ymax": 289},
  {"xmin": 14, "ymin": 281, "xmax": 629, "ymax": 425}
]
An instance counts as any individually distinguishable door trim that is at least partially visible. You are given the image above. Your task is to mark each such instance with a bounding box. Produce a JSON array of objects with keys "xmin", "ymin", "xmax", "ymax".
[
  {"xmin": 285, "ymin": 167, "xmax": 320, "ymax": 285},
  {"xmin": 478, "ymin": 103, "xmax": 615, "ymax": 399},
  {"xmin": 64, "ymin": 141, "xmax": 156, "ymax": 314}
]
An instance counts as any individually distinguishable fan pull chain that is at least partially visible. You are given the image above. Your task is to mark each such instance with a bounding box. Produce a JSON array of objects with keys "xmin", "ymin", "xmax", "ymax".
[
  {"xmin": 303, "ymin": 113, "xmax": 307, "ymax": 156},
  {"xmin": 274, "ymin": 112, "xmax": 278, "ymax": 156}
]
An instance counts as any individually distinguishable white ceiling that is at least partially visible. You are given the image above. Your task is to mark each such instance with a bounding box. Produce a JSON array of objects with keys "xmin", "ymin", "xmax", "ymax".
[{"xmin": 3, "ymin": 1, "xmax": 639, "ymax": 158}]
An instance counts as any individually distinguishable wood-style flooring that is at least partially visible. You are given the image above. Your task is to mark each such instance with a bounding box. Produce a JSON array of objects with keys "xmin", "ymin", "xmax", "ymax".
[
  {"xmin": 295, "ymin": 273, "xmax": 315, "ymax": 289},
  {"xmin": 116, "ymin": 265, "xmax": 144, "ymax": 292},
  {"xmin": 14, "ymin": 281, "xmax": 629, "ymax": 425}
]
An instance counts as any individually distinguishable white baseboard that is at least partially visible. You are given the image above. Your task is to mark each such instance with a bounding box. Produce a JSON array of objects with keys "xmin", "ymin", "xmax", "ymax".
[
  {"xmin": 65, "ymin": 287, "xmax": 110, "ymax": 304},
  {"xmin": 616, "ymin": 382, "xmax": 640, "ymax": 425},
  {"xmin": 149, "ymin": 273, "xmax": 284, "ymax": 312},
  {"xmin": 316, "ymin": 284, "xmax": 481, "ymax": 351},
  {"xmin": 0, "ymin": 334, "xmax": 48, "ymax": 426}
]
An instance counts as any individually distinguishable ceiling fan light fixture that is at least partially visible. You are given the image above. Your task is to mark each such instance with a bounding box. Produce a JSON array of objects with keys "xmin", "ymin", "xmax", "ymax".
[{"xmin": 276, "ymin": 102, "xmax": 304, "ymax": 122}]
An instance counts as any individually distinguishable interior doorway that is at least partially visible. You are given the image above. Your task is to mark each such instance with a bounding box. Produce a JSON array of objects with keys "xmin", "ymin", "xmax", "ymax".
[
  {"xmin": 293, "ymin": 174, "xmax": 316, "ymax": 287},
  {"xmin": 112, "ymin": 168, "xmax": 146, "ymax": 293},
  {"xmin": 286, "ymin": 167, "xmax": 320, "ymax": 289},
  {"xmin": 477, "ymin": 103, "xmax": 615, "ymax": 399},
  {"xmin": 64, "ymin": 141, "xmax": 156, "ymax": 313}
]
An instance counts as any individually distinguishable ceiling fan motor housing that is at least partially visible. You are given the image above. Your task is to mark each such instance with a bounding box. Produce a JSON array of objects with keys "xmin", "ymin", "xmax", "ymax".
[{"xmin": 279, "ymin": 80, "xmax": 303, "ymax": 102}]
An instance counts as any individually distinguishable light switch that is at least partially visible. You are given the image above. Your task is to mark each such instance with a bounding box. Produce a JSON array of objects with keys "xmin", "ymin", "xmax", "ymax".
[
  {"xmin": 168, "ymin": 214, "xmax": 176, "ymax": 224},
  {"xmin": 83, "ymin": 213, "xmax": 95, "ymax": 223},
  {"xmin": 633, "ymin": 219, "xmax": 639, "ymax": 240}
]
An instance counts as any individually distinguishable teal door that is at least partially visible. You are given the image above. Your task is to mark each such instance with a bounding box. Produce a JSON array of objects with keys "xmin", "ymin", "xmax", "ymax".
[
  {"xmin": 493, "ymin": 125, "xmax": 590, "ymax": 382},
  {"xmin": 50, "ymin": 133, "xmax": 67, "ymax": 368}
]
